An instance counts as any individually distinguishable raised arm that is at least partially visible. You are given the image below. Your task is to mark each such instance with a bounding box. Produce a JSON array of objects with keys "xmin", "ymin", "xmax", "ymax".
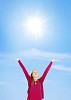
[
  {"xmin": 39, "ymin": 59, "xmax": 59, "ymax": 83},
  {"xmin": 15, "ymin": 58, "xmax": 31, "ymax": 81},
  {"xmin": 39, "ymin": 61, "xmax": 53, "ymax": 83}
]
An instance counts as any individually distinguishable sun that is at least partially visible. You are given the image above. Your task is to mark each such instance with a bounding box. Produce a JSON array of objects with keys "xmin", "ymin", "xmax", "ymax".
[{"xmin": 23, "ymin": 15, "xmax": 46, "ymax": 39}]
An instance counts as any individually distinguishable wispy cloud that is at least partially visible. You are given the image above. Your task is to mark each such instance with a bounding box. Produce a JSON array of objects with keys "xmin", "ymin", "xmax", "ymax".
[
  {"xmin": 18, "ymin": 48, "xmax": 71, "ymax": 65},
  {"xmin": 0, "ymin": 48, "xmax": 71, "ymax": 72},
  {"xmin": 19, "ymin": 48, "xmax": 71, "ymax": 72},
  {"xmin": 0, "ymin": 48, "xmax": 71, "ymax": 59},
  {"xmin": 52, "ymin": 65, "xmax": 71, "ymax": 72},
  {"xmin": 0, "ymin": 82, "xmax": 6, "ymax": 85},
  {"xmin": 14, "ymin": 48, "xmax": 71, "ymax": 61},
  {"xmin": 0, "ymin": 79, "xmax": 27, "ymax": 86}
]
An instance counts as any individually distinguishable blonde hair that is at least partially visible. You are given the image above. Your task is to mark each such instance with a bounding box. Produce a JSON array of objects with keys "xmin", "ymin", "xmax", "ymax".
[
  {"xmin": 30, "ymin": 70, "xmax": 39, "ymax": 86},
  {"xmin": 30, "ymin": 69, "xmax": 39, "ymax": 78}
]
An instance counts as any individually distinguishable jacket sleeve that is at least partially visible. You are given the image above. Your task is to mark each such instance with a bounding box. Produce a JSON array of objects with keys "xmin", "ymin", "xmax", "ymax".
[
  {"xmin": 39, "ymin": 61, "xmax": 53, "ymax": 83},
  {"xmin": 18, "ymin": 60, "xmax": 31, "ymax": 81}
]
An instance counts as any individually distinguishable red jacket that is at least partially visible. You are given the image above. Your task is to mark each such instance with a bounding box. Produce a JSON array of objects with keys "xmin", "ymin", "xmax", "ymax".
[{"xmin": 18, "ymin": 60, "xmax": 53, "ymax": 100}]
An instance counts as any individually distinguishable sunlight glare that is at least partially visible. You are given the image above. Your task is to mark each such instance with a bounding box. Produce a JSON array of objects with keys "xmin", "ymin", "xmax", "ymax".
[{"xmin": 24, "ymin": 15, "xmax": 46, "ymax": 39}]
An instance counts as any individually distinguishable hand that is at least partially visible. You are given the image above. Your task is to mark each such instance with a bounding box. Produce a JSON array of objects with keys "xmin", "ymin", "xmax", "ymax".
[
  {"xmin": 14, "ymin": 57, "xmax": 20, "ymax": 61},
  {"xmin": 52, "ymin": 59, "xmax": 59, "ymax": 63}
]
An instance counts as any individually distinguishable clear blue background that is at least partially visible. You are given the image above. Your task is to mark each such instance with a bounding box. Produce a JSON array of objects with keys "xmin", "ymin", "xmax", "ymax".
[{"xmin": 0, "ymin": 0, "xmax": 71, "ymax": 100}]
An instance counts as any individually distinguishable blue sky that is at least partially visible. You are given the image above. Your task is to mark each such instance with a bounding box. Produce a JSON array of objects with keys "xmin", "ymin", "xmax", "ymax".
[{"xmin": 0, "ymin": 0, "xmax": 71, "ymax": 100}]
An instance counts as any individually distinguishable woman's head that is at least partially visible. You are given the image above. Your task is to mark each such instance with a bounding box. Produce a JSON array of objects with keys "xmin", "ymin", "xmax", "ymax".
[{"xmin": 31, "ymin": 69, "xmax": 39, "ymax": 81}]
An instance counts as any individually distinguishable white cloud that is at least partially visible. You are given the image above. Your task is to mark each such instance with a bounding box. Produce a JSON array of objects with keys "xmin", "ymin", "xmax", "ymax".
[
  {"xmin": 0, "ymin": 48, "xmax": 71, "ymax": 72},
  {"xmin": 0, "ymin": 80, "xmax": 27, "ymax": 86},
  {"xmin": 19, "ymin": 48, "xmax": 71, "ymax": 72},
  {"xmin": 11, "ymin": 48, "xmax": 71, "ymax": 62},
  {"xmin": 0, "ymin": 48, "xmax": 71, "ymax": 60},
  {"xmin": 52, "ymin": 65, "xmax": 71, "ymax": 72},
  {"xmin": 0, "ymin": 82, "xmax": 6, "ymax": 85}
]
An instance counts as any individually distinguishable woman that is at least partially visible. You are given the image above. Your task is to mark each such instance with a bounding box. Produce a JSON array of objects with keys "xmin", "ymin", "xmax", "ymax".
[{"xmin": 15, "ymin": 58, "xmax": 58, "ymax": 100}]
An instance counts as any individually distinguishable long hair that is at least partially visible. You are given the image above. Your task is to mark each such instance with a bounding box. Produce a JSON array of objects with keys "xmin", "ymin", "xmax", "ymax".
[
  {"xmin": 30, "ymin": 72, "xmax": 33, "ymax": 79},
  {"xmin": 30, "ymin": 69, "xmax": 39, "ymax": 79},
  {"xmin": 30, "ymin": 70, "xmax": 39, "ymax": 86}
]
